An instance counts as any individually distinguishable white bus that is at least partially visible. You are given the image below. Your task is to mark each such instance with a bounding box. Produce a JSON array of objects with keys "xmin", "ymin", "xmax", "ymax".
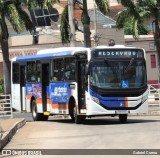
[{"xmin": 11, "ymin": 45, "xmax": 148, "ymax": 123}]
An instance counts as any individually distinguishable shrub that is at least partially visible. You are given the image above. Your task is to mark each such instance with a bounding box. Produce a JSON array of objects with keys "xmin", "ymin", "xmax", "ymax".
[{"xmin": 0, "ymin": 79, "xmax": 4, "ymax": 94}]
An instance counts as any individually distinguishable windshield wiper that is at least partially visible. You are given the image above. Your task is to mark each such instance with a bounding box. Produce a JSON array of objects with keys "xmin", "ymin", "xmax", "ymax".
[
  {"xmin": 104, "ymin": 59, "xmax": 118, "ymax": 80},
  {"xmin": 124, "ymin": 58, "xmax": 134, "ymax": 73}
]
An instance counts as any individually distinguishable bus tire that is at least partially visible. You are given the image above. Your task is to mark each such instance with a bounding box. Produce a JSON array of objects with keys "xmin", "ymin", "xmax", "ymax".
[
  {"xmin": 75, "ymin": 108, "xmax": 86, "ymax": 124},
  {"xmin": 119, "ymin": 114, "xmax": 127, "ymax": 123},
  {"xmin": 69, "ymin": 98, "xmax": 76, "ymax": 121},
  {"xmin": 31, "ymin": 100, "xmax": 48, "ymax": 121},
  {"xmin": 40, "ymin": 115, "xmax": 49, "ymax": 121},
  {"xmin": 69, "ymin": 98, "xmax": 86, "ymax": 124}
]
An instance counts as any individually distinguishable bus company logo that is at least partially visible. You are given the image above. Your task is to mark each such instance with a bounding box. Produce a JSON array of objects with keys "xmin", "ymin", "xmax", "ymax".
[{"xmin": 53, "ymin": 86, "xmax": 67, "ymax": 96}]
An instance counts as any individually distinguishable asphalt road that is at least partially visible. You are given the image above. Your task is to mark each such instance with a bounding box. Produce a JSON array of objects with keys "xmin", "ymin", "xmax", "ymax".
[{"xmin": 2, "ymin": 115, "xmax": 160, "ymax": 158}]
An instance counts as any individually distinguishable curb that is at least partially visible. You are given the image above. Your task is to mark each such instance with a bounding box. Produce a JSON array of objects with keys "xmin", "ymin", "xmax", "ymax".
[{"xmin": 0, "ymin": 118, "xmax": 26, "ymax": 150}]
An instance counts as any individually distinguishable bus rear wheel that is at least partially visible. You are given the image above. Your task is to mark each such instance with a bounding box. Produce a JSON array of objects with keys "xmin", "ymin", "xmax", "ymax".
[
  {"xmin": 31, "ymin": 100, "xmax": 48, "ymax": 121},
  {"xmin": 119, "ymin": 114, "xmax": 128, "ymax": 123}
]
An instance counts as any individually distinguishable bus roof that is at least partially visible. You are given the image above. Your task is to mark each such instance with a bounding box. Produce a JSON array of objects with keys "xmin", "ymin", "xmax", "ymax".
[
  {"xmin": 37, "ymin": 47, "xmax": 86, "ymax": 54},
  {"xmin": 11, "ymin": 45, "xmax": 145, "ymax": 62},
  {"xmin": 12, "ymin": 47, "xmax": 89, "ymax": 62}
]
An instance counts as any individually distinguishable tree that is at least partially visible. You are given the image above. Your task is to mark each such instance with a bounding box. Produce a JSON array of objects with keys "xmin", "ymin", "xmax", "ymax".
[
  {"xmin": 0, "ymin": 0, "xmax": 35, "ymax": 94},
  {"xmin": 116, "ymin": 0, "xmax": 160, "ymax": 68},
  {"xmin": 60, "ymin": 0, "xmax": 110, "ymax": 47},
  {"xmin": 122, "ymin": 18, "xmax": 149, "ymax": 35},
  {"xmin": 24, "ymin": 0, "xmax": 59, "ymax": 10}
]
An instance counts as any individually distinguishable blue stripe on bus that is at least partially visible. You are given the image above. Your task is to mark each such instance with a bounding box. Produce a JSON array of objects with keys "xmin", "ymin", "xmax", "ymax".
[
  {"xmin": 16, "ymin": 51, "xmax": 73, "ymax": 61},
  {"xmin": 89, "ymin": 89, "xmax": 126, "ymax": 108}
]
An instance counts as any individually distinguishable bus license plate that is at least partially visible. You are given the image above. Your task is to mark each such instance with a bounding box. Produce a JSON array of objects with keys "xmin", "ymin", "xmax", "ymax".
[{"xmin": 116, "ymin": 110, "xmax": 128, "ymax": 114}]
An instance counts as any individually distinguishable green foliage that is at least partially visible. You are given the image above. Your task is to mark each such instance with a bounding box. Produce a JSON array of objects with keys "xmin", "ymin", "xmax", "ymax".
[
  {"xmin": 0, "ymin": 79, "xmax": 4, "ymax": 94},
  {"xmin": 81, "ymin": 0, "xmax": 90, "ymax": 25},
  {"xmin": 6, "ymin": 4, "xmax": 26, "ymax": 32},
  {"xmin": 116, "ymin": 0, "xmax": 151, "ymax": 38},
  {"xmin": 60, "ymin": 0, "xmax": 110, "ymax": 44},
  {"xmin": 95, "ymin": 0, "xmax": 109, "ymax": 15},
  {"xmin": 0, "ymin": 0, "xmax": 35, "ymax": 40},
  {"xmin": 24, "ymin": 0, "xmax": 60, "ymax": 10},
  {"xmin": 60, "ymin": 5, "xmax": 70, "ymax": 43},
  {"xmin": 122, "ymin": 17, "xmax": 149, "ymax": 36}
]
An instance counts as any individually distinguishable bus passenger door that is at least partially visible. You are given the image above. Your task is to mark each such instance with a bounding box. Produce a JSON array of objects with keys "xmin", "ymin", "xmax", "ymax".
[
  {"xmin": 42, "ymin": 64, "xmax": 49, "ymax": 112},
  {"xmin": 20, "ymin": 66, "xmax": 26, "ymax": 111},
  {"xmin": 77, "ymin": 60, "xmax": 87, "ymax": 112}
]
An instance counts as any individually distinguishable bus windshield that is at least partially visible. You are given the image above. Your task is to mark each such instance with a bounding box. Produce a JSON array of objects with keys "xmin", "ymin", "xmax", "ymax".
[{"xmin": 90, "ymin": 59, "xmax": 147, "ymax": 89}]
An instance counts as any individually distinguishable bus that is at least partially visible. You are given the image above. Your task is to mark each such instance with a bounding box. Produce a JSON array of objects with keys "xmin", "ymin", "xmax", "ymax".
[{"xmin": 11, "ymin": 45, "xmax": 148, "ymax": 123}]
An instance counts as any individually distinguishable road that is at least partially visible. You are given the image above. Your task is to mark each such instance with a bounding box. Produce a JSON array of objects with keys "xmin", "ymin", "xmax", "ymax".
[{"xmin": 2, "ymin": 115, "xmax": 160, "ymax": 158}]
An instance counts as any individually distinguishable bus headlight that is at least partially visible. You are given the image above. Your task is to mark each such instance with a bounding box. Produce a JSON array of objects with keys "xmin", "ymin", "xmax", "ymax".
[
  {"xmin": 91, "ymin": 96, "xmax": 100, "ymax": 104},
  {"xmin": 142, "ymin": 95, "xmax": 148, "ymax": 103}
]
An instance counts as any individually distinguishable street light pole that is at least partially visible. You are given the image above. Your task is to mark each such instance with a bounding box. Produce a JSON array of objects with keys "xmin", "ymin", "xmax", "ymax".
[
  {"xmin": 68, "ymin": 0, "xmax": 76, "ymax": 47},
  {"xmin": 93, "ymin": 0, "xmax": 97, "ymax": 47}
]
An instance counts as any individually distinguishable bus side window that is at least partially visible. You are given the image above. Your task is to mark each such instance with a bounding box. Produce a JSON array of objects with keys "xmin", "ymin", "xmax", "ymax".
[
  {"xmin": 27, "ymin": 61, "xmax": 36, "ymax": 82},
  {"xmin": 53, "ymin": 59, "xmax": 64, "ymax": 81},
  {"xmin": 65, "ymin": 58, "xmax": 76, "ymax": 81},
  {"xmin": 13, "ymin": 63, "xmax": 20, "ymax": 84}
]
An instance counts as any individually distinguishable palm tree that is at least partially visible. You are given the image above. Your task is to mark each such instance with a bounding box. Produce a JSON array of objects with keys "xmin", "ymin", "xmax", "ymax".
[
  {"xmin": 116, "ymin": 0, "xmax": 160, "ymax": 68},
  {"xmin": 0, "ymin": 0, "xmax": 35, "ymax": 94},
  {"xmin": 60, "ymin": 0, "xmax": 110, "ymax": 47},
  {"xmin": 24, "ymin": 0, "xmax": 59, "ymax": 9}
]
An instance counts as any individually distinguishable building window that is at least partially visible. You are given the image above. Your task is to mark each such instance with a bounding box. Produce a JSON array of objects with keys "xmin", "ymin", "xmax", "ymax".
[
  {"xmin": 150, "ymin": 54, "xmax": 156, "ymax": 68},
  {"xmin": 149, "ymin": 42, "xmax": 155, "ymax": 50}
]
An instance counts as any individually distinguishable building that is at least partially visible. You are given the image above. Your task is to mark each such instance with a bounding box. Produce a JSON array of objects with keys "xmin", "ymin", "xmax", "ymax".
[{"xmin": 125, "ymin": 35, "xmax": 159, "ymax": 85}]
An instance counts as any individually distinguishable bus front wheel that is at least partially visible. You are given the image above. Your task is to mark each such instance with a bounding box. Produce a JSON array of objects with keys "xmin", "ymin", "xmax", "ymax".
[
  {"xmin": 74, "ymin": 107, "xmax": 86, "ymax": 124},
  {"xmin": 31, "ymin": 100, "xmax": 48, "ymax": 121},
  {"xmin": 70, "ymin": 106, "xmax": 86, "ymax": 124},
  {"xmin": 119, "ymin": 114, "xmax": 128, "ymax": 123}
]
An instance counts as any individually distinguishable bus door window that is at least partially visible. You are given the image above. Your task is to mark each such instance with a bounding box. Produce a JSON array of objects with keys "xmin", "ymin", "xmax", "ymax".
[
  {"xmin": 36, "ymin": 61, "xmax": 41, "ymax": 82},
  {"xmin": 27, "ymin": 61, "xmax": 36, "ymax": 82},
  {"xmin": 77, "ymin": 60, "xmax": 87, "ymax": 110},
  {"xmin": 65, "ymin": 58, "xmax": 76, "ymax": 81}
]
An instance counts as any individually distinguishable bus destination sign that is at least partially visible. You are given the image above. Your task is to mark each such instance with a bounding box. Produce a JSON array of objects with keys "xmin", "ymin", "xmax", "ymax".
[{"xmin": 93, "ymin": 49, "xmax": 144, "ymax": 58}]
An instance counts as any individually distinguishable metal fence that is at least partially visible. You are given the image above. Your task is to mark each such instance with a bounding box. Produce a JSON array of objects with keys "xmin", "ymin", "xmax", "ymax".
[
  {"xmin": 0, "ymin": 95, "xmax": 13, "ymax": 118},
  {"xmin": 148, "ymin": 84, "xmax": 160, "ymax": 114}
]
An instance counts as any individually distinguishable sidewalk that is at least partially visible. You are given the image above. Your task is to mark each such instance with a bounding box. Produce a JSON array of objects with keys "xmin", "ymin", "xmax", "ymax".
[{"xmin": 0, "ymin": 118, "xmax": 26, "ymax": 150}]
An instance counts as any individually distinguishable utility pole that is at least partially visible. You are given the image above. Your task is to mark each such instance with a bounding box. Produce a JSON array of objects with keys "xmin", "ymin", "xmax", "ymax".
[
  {"xmin": 68, "ymin": 0, "xmax": 76, "ymax": 47},
  {"xmin": 93, "ymin": 0, "xmax": 97, "ymax": 47}
]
